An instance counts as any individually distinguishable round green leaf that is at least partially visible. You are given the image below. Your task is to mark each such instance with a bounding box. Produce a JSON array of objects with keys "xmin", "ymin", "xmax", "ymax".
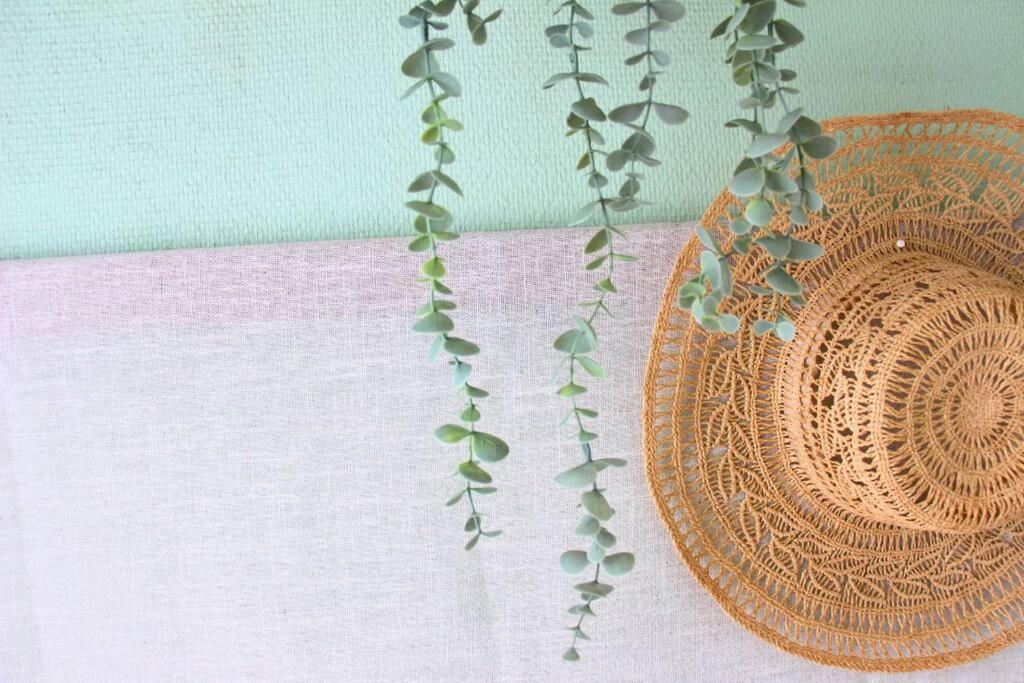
[
  {"xmin": 575, "ymin": 515, "xmax": 601, "ymax": 536},
  {"xmin": 435, "ymin": 424, "xmax": 470, "ymax": 443},
  {"xmin": 560, "ymin": 549, "xmax": 590, "ymax": 575},
  {"xmin": 471, "ymin": 432, "xmax": 509, "ymax": 463},
  {"xmin": 581, "ymin": 490, "xmax": 614, "ymax": 521},
  {"xmin": 764, "ymin": 266, "xmax": 802, "ymax": 295},
  {"xmin": 602, "ymin": 552, "xmax": 636, "ymax": 576},
  {"xmin": 729, "ymin": 167, "xmax": 766, "ymax": 197},
  {"xmin": 801, "ymin": 135, "xmax": 838, "ymax": 159},
  {"xmin": 554, "ymin": 462, "xmax": 599, "ymax": 489},
  {"xmin": 745, "ymin": 198, "xmax": 775, "ymax": 227},
  {"xmin": 458, "ymin": 460, "xmax": 491, "ymax": 484}
]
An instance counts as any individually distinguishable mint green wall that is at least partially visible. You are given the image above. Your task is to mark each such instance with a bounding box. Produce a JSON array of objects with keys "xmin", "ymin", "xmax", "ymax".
[{"xmin": 2, "ymin": 1, "xmax": 1023, "ymax": 260}]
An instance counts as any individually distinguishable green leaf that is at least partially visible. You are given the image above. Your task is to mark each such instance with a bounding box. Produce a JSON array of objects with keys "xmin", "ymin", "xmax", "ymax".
[
  {"xmin": 694, "ymin": 226, "xmax": 719, "ymax": 253},
  {"xmin": 746, "ymin": 134, "xmax": 787, "ymax": 158},
  {"xmin": 562, "ymin": 647, "xmax": 581, "ymax": 662},
  {"xmin": 452, "ymin": 361, "xmax": 471, "ymax": 388},
  {"xmin": 729, "ymin": 167, "xmax": 766, "ymax": 197},
  {"xmin": 755, "ymin": 235, "xmax": 791, "ymax": 259},
  {"xmin": 431, "ymin": 72, "xmax": 462, "ymax": 97},
  {"xmin": 576, "ymin": 515, "xmax": 601, "ymax": 536},
  {"xmin": 745, "ymin": 197, "xmax": 775, "ymax": 227},
  {"xmin": 473, "ymin": 486, "xmax": 497, "ymax": 494},
  {"xmin": 558, "ymin": 382, "xmax": 587, "ymax": 398},
  {"xmin": 406, "ymin": 201, "xmax": 446, "ymax": 220},
  {"xmin": 460, "ymin": 405, "xmax": 481, "ymax": 423},
  {"xmin": 569, "ymin": 201, "xmax": 598, "ymax": 227},
  {"xmin": 574, "ymin": 580, "xmax": 614, "ymax": 598},
  {"xmin": 653, "ymin": 103, "xmax": 688, "ymax": 125},
  {"xmin": 765, "ymin": 265, "xmax": 802, "ymax": 295},
  {"xmin": 775, "ymin": 319, "xmax": 796, "ymax": 341},
  {"xmin": 573, "ymin": 315, "xmax": 597, "ymax": 347},
  {"xmin": 471, "ymin": 432, "xmax": 509, "ymax": 463},
  {"xmin": 408, "ymin": 235, "xmax": 432, "ymax": 253},
  {"xmin": 725, "ymin": 118, "xmax": 763, "ymax": 134},
  {"xmin": 790, "ymin": 204, "xmax": 809, "ymax": 226},
  {"xmin": 602, "ymin": 552, "xmax": 636, "ymax": 576},
  {"xmin": 412, "ymin": 312, "xmax": 454, "ymax": 333},
  {"xmin": 446, "ymin": 490, "xmax": 465, "ymax": 506},
  {"xmin": 651, "ymin": 0, "xmax": 685, "ymax": 22},
  {"xmin": 435, "ymin": 424, "xmax": 470, "ymax": 443},
  {"xmin": 420, "ymin": 257, "xmax": 446, "ymax": 279},
  {"xmin": 719, "ymin": 314, "xmax": 740, "ymax": 334},
  {"xmin": 407, "ymin": 172, "xmax": 434, "ymax": 193},
  {"xmin": 571, "ymin": 97, "xmax": 606, "ymax": 122},
  {"xmin": 710, "ymin": 15, "xmax": 730, "ymax": 39},
  {"xmin": 576, "ymin": 355, "xmax": 604, "ymax": 378},
  {"xmin": 775, "ymin": 107, "xmax": 804, "ymax": 135},
  {"xmin": 444, "ymin": 337, "xmax": 480, "ymax": 356},
  {"xmin": 789, "ymin": 116, "xmax": 822, "ymax": 143},
  {"xmin": 464, "ymin": 534, "xmax": 479, "ymax": 551},
  {"xmin": 431, "ymin": 171, "xmax": 462, "ymax": 196},
  {"xmin": 736, "ymin": 34, "xmax": 780, "ymax": 50},
  {"xmin": 594, "ymin": 278, "xmax": 616, "ymax": 293},
  {"xmin": 608, "ymin": 102, "xmax": 646, "ymax": 124},
  {"xmin": 555, "ymin": 462, "xmax": 599, "ymax": 489},
  {"xmin": 725, "ymin": 4, "xmax": 750, "ymax": 33},
  {"xmin": 584, "ymin": 229, "xmax": 609, "ymax": 254},
  {"xmin": 773, "ymin": 19, "xmax": 804, "ymax": 46},
  {"xmin": 465, "ymin": 385, "xmax": 489, "ymax": 399},
  {"xmin": 765, "ymin": 169, "xmax": 798, "ymax": 194},
  {"xmin": 554, "ymin": 330, "xmax": 593, "ymax": 354},
  {"xmin": 753, "ymin": 319, "xmax": 775, "ymax": 336},
  {"xmin": 741, "ymin": 1, "xmax": 776, "ymax": 34},
  {"xmin": 560, "ymin": 549, "xmax": 590, "ymax": 575},
  {"xmin": 700, "ymin": 250, "xmax": 722, "ymax": 290},
  {"xmin": 786, "ymin": 238, "xmax": 824, "ymax": 261},
  {"xmin": 595, "ymin": 528, "xmax": 616, "ymax": 549},
  {"xmin": 801, "ymin": 135, "xmax": 838, "ymax": 159},
  {"xmin": 458, "ymin": 460, "xmax": 491, "ymax": 484},
  {"xmin": 612, "ymin": 2, "xmax": 645, "ymax": 14},
  {"xmin": 593, "ymin": 458, "xmax": 626, "ymax": 470},
  {"xmin": 587, "ymin": 540, "xmax": 605, "ymax": 563},
  {"xmin": 581, "ymin": 490, "xmax": 614, "ymax": 521}
]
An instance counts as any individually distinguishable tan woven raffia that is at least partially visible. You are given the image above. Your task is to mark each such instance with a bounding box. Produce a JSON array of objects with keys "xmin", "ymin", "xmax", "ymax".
[{"xmin": 643, "ymin": 110, "xmax": 1024, "ymax": 672}]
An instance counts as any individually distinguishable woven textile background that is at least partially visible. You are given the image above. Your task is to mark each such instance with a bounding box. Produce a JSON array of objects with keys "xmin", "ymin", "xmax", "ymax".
[
  {"xmin": 3, "ymin": 1, "xmax": 1024, "ymax": 259},
  {"xmin": 3, "ymin": 224, "xmax": 1024, "ymax": 680}
]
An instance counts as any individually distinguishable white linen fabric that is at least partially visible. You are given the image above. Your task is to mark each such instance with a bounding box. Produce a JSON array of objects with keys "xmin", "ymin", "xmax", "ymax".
[{"xmin": 2, "ymin": 224, "xmax": 1024, "ymax": 681}]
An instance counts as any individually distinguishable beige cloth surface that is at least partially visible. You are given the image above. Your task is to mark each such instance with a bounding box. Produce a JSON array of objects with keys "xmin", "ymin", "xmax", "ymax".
[{"xmin": 2, "ymin": 224, "xmax": 1024, "ymax": 681}]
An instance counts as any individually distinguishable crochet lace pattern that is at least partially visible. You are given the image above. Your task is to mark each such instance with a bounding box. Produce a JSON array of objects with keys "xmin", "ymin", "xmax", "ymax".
[{"xmin": 643, "ymin": 110, "xmax": 1024, "ymax": 671}]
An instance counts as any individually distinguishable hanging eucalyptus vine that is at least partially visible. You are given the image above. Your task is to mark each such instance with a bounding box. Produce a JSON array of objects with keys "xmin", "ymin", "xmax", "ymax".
[
  {"xmin": 401, "ymin": 0, "xmax": 506, "ymax": 551},
  {"xmin": 543, "ymin": 0, "xmax": 688, "ymax": 662},
  {"xmin": 679, "ymin": 0, "xmax": 836, "ymax": 338}
]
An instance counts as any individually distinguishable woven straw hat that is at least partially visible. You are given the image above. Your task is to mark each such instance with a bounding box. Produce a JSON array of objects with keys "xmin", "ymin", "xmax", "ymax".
[{"xmin": 643, "ymin": 110, "xmax": 1024, "ymax": 671}]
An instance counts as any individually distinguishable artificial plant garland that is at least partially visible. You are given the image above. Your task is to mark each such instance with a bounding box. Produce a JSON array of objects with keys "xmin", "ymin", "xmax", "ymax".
[
  {"xmin": 679, "ymin": 0, "xmax": 837, "ymax": 336},
  {"xmin": 543, "ymin": 0, "xmax": 688, "ymax": 662},
  {"xmin": 400, "ymin": 0, "xmax": 505, "ymax": 551}
]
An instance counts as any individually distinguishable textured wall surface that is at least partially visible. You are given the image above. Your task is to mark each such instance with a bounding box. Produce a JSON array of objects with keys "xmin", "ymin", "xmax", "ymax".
[
  {"xmin": 5, "ymin": 225, "xmax": 1024, "ymax": 680},
  {"xmin": 3, "ymin": 1, "xmax": 1024, "ymax": 259}
]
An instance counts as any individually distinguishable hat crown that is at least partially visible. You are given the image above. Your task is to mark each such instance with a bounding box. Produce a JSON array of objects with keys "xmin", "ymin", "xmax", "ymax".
[{"xmin": 782, "ymin": 247, "xmax": 1024, "ymax": 533}]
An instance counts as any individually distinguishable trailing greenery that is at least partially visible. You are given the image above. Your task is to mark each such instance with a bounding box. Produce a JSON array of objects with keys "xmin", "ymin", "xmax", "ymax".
[
  {"xmin": 401, "ymin": 0, "xmax": 506, "ymax": 551},
  {"xmin": 544, "ymin": 0, "xmax": 687, "ymax": 662},
  {"xmin": 679, "ymin": 0, "xmax": 836, "ymax": 339}
]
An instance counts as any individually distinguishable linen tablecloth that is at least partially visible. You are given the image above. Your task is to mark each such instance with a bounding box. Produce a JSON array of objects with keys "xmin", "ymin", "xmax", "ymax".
[{"xmin": 3, "ymin": 224, "xmax": 1024, "ymax": 681}]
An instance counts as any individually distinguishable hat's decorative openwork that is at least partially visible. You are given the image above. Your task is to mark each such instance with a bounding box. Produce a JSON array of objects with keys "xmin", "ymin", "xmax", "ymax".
[{"xmin": 644, "ymin": 110, "xmax": 1024, "ymax": 671}]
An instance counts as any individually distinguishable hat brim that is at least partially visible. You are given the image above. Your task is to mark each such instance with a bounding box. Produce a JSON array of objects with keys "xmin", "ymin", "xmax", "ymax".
[{"xmin": 643, "ymin": 110, "xmax": 1024, "ymax": 671}]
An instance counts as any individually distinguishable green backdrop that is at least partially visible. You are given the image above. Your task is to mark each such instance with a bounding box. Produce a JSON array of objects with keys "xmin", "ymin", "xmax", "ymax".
[{"xmin": 2, "ymin": 1, "xmax": 1023, "ymax": 260}]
